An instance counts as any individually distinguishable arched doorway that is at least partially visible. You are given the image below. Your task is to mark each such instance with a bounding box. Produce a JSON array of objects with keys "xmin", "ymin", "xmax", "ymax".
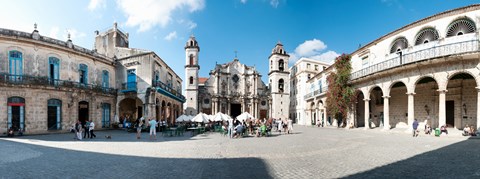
[
  {"xmin": 414, "ymin": 76, "xmax": 438, "ymax": 128},
  {"xmin": 119, "ymin": 97, "xmax": 143, "ymax": 123},
  {"xmin": 369, "ymin": 86, "xmax": 384, "ymax": 128},
  {"xmin": 389, "ymin": 81, "xmax": 407, "ymax": 128},
  {"xmin": 78, "ymin": 101, "xmax": 89, "ymax": 124},
  {"xmin": 356, "ymin": 92, "xmax": 365, "ymax": 127},
  {"xmin": 447, "ymin": 72, "xmax": 477, "ymax": 129},
  {"xmin": 310, "ymin": 102, "xmax": 316, "ymax": 125}
]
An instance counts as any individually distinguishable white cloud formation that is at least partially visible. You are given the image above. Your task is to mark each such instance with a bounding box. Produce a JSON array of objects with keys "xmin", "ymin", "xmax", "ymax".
[
  {"xmin": 63, "ymin": 29, "xmax": 87, "ymax": 41},
  {"xmin": 294, "ymin": 39, "xmax": 327, "ymax": 57},
  {"xmin": 49, "ymin": 26, "xmax": 60, "ymax": 39},
  {"xmin": 88, "ymin": 0, "xmax": 107, "ymax": 11},
  {"xmin": 290, "ymin": 39, "xmax": 339, "ymax": 64},
  {"xmin": 164, "ymin": 31, "xmax": 177, "ymax": 41},
  {"xmin": 117, "ymin": 0, "xmax": 205, "ymax": 32},
  {"xmin": 270, "ymin": 0, "xmax": 279, "ymax": 8},
  {"xmin": 240, "ymin": 0, "xmax": 247, "ymax": 4},
  {"xmin": 187, "ymin": 21, "xmax": 197, "ymax": 30}
]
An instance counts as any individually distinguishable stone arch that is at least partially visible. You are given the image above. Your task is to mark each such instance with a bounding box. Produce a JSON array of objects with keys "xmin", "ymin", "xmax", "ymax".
[
  {"xmin": 446, "ymin": 70, "xmax": 479, "ymax": 87},
  {"xmin": 446, "ymin": 71, "xmax": 477, "ymax": 129},
  {"xmin": 355, "ymin": 90, "xmax": 365, "ymax": 128},
  {"xmin": 389, "ymin": 36, "xmax": 409, "ymax": 54},
  {"xmin": 369, "ymin": 86, "xmax": 384, "ymax": 128},
  {"xmin": 412, "ymin": 75, "xmax": 440, "ymax": 92},
  {"xmin": 388, "ymin": 80, "xmax": 408, "ymax": 128},
  {"xmin": 446, "ymin": 17, "xmax": 476, "ymax": 37},
  {"xmin": 414, "ymin": 27, "xmax": 439, "ymax": 45}
]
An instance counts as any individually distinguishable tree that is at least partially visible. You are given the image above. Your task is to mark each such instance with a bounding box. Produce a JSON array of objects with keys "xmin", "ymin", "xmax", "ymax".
[{"xmin": 326, "ymin": 54, "xmax": 356, "ymax": 127}]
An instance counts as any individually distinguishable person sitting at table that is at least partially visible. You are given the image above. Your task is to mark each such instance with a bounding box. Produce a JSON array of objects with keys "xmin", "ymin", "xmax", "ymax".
[
  {"xmin": 233, "ymin": 123, "xmax": 244, "ymax": 138},
  {"xmin": 470, "ymin": 125, "xmax": 477, "ymax": 136},
  {"xmin": 424, "ymin": 124, "xmax": 431, "ymax": 135}
]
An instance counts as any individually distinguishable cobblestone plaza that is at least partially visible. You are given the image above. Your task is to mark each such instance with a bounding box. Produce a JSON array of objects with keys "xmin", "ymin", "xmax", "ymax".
[{"xmin": 1, "ymin": 126, "xmax": 479, "ymax": 178}]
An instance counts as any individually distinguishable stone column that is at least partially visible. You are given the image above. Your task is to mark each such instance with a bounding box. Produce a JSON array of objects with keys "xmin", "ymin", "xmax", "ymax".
[
  {"xmin": 227, "ymin": 99, "xmax": 231, "ymax": 116},
  {"xmin": 407, "ymin": 92, "xmax": 415, "ymax": 131},
  {"xmin": 212, "ymin": 100, "xmax": 216, "ymax": 114},
  {"xmin": 364, "ymin": 99, "xmax": 370, "ymax": 129},
  {"xmin": 383, "ymin": 96, "xmax": 390, "ymax": 130},
  {"xmin": 438, "ymin": 89, "xmax": 447, "ymax": 127},
  {"xmin": 476, "ymin": 87, "xmax": 480, "ymax": 131}
]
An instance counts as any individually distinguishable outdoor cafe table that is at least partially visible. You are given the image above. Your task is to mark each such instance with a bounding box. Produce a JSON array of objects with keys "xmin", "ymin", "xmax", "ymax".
[{"xmin": 187, "ymin": 127, "xmax": 200, "ymax": 136}]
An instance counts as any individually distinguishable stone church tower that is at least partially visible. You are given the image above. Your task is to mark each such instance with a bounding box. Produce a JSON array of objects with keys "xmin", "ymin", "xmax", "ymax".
[
  {"xmin": 184, "ymin": 35, "xmax": 200, "ymax": 115},
  {"xmin": 268, "ymin": 42, "xmax": 290, "ymax": 119}
]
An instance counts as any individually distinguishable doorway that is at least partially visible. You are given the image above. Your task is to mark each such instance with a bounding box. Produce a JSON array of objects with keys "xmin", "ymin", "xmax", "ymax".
[
  {"xmin": 446, "ymin": 101, "xmax": 454, "ymax": 127},
  {"xmin": 47, "ymin": 99, "xmax": 61, "ymax": 130},
  {"xmin": 230, "ymin": 103, "xmax": 241, "ymax": 119},
  {"xmin": 79, "ymin": 101, "xmax": 89, "ymax": 124}
]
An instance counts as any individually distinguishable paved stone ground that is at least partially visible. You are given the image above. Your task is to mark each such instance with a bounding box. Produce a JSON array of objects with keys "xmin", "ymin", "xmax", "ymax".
[{"xmin": 1, "ymin": 126, "xmax": 479, "ymax": 179}]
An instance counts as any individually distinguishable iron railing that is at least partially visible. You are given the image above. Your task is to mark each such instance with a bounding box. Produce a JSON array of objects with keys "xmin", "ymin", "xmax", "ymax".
[
  {"xmin": 153, "ymin": 81, "xmax": 186, "ymax": 102},
  {"xmin": 304, "ymin": 86, "xmax": 329, "ymax": 100},
  {"xmin": 0, "ymin": 73, "xmax": 117, "ymax": 95},
  {"xmin": 351, "ymin": 38, "xmax": 480, "ymax": 80},
  {"xmin": 121, "ymin": 82, "xmax": 137, "ymax": 92}
]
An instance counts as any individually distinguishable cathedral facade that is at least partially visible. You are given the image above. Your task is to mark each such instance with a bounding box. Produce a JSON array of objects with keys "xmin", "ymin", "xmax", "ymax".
[{"xmin": 184, "ymin": 36, "xmax": 290, "ymax": 120}]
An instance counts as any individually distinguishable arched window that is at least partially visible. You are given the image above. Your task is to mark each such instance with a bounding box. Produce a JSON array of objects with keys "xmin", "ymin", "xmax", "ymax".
[
  {"xmin": 278, "ymin": 59, "xmax": 284, "ymax": 71},
  {"xmin": 79, "ymin": 64, "xmax": 88, "ymax": 85},
  {"xmin": 446, "ymin": 18, "xmax": 476, "ymax": 37},
  {"xmin": 415, "ymin": 28, "xmax": 439, "ymax": 45},
  {"xmin": 278, "ymin": 79, "xmax": 284, "ymax": 92},
  {"xmin": 190, "ymin": 41, "xmax": 193, "ymax": 47},
  {"xmin": 390, "ymin": 37, "xmax": 408, "ymax": 54},
  {"xmin": 189, "ymin": 76, "xmax": 193, "ymax": 84},
  {"xmin": 189, "ymin": 54, "xmax": 194, "ymax": 66}
]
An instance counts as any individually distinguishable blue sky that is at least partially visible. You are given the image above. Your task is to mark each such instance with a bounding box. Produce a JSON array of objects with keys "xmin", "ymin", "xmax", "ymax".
[{"xmin": 0, "ymin": 0, "xmax": 477, "ymax": 83}]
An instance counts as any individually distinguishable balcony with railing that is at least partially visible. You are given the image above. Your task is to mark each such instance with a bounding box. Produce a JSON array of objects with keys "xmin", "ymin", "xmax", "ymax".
[
  {"xmin": 121, "ymin": 82, "xmax": 137, "ymax": 93},
  {"xmin": 304, "ymin": 86, "xmax": 329, "ymax": 100},
  {"xmin": 153, "ymin": 81, "xmax": 186, "ymax": 103},
  {"xmin": 351, "ymin": 34, "xmax": 480, "ymax": 80},
  {"xmin": 0, "ymin": 73, "xmax": 117, "ymax": 95}
]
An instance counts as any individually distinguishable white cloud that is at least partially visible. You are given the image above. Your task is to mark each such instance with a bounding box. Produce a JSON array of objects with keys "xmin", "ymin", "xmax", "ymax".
[
  {"xmin": 117, "ymin": 0, "xmax": 205, "ymax": 32},
  {"xmin": 164, "ymin": 31, "xmax": 177, "ymax": 41},
  {"xmin": 294, "ymin": 39, "xmax": 327, "ymax": 57},
  {"xmin": 187, "ymin": 21, "xmax": 197, "ymax": 30},
  {"xmin": 289, "ymin": 39, "xmax": 339, "ymax": 64},
  {"xmin": 270, "ymin": 0, "xmax": 279, "ymax": 8},
  {"xmin": 88, "ymin": 0, "xmax": 106, "ymax": 11},
  {"xmin": 49, "ymin": 26, "xmax": 59, "ymax": 39},
  {"xmin": 240, "ymin": 0, "xmax": 247, "ymax": 4},
  {"xmin": 63, "ymin": 29, "xmax": 87, "ymax": 41}
]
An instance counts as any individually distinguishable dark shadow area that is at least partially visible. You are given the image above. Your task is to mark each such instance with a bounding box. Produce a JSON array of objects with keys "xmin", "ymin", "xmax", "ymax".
[
  {"xmin": 0, "ymin": 139, "xmax": 273, "ymax": 178},
  {"xmin": 345, "ymin": 137, "xmax": 480, "ymax": 178}
]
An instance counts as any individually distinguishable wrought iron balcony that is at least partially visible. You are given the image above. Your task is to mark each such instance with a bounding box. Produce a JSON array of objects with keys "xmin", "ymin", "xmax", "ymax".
[
  {"xmin": 351, "ymin": 36, "xmax": 480, "ymax": 80},
  {"xmin": 304, "ymin": 86, "xmax": 328, "ymax": 100},
  {"xmin": 0, "ymin": 73, "xmax": 117, "ymax": 95},
  {"xmin": 121, "ymin": 82, "xmax": 137, "ymax": 93},
  {"xmin": 152, "ymin": 81, "xmax": 186, "ymax": 103}
]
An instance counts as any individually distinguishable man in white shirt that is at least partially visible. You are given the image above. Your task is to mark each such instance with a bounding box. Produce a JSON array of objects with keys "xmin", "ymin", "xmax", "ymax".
[
  {"xmin": 149, "ymin": 119, "xmax": 158, "ymax": 140},
  {"xmin": 89, "ymin": 120, "xmax": 96, "ymax": 138}
]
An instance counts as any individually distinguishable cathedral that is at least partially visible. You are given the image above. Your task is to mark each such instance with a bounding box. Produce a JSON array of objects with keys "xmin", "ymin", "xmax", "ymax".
[{"xmin": 184, "ymin": 36, "xmax": 290, "ymax": 120}]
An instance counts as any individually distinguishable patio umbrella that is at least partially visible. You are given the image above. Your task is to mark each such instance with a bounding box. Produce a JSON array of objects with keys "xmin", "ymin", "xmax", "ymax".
[
  {"xmin": 212, "ymin": 112, "xmax": 231, "ymax": 122},
  {"xmin": 236, "ymin": 112, "xmax": 254, "ymax": 121},
  {"xmin": 176, "ymin": 115, "xmax": 189, "ymax": 122},
  {"xmin": 191, "ymin": 113, "xmax": 210, "ymax": 123}
]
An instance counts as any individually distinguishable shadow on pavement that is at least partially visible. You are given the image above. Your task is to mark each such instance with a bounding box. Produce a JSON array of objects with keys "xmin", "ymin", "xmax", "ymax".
[
  {"xmin": 344, "ymin": 136, "xmax": 480, "ymax": 178},
  {"xmin": 0, "ymin": 139, "xmax": 274, "ymax": 178}
]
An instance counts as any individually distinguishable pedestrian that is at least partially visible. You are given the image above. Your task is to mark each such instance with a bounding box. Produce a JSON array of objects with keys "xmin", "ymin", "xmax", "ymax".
[
  {"xmin": 83, "ymin": 120, "xmax": 90, "ymax": 139},
  {"xmin": 149, "ymin": 118, "xmax": 157, "ymax": 140},
  {"xmin": 287, "ymin": 118, "xmax": 293, "ymax": 134},
  {"xmin": 136, "ymin": 118, "xmax": 143, "ymax": 139},
  {"xmin": 89, "ymin": 120, "xmax": 96, "ymax": 138},
  {"xmin": 228, "ymin": 117, "xmax": 234, "ymax": 138},
  {"xmin": 412, "ymin": 119, "xmax": 419, "ymax": 137},
  {"xmin": 75, "ymin": 120, "xmax": 83, "ymax": 140}
]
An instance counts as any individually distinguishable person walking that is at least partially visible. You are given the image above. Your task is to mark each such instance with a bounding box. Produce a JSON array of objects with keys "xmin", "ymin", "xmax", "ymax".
[
  {"xmin": 412, "ymin": 119, "xmax": 419, "ymax": 137},
  {"xmin": 89, "ymin": 120, "xmax": 96, "ymax": 138},
  {"xmin": 149, "ymin": 118, "xmax": 157, "ymax": 140},
  {"xmin": 83, "ymin": 120, "xmax": 90, "ymax": 139},
  {"xmin": 228, "ymin": 117, "xmax": 234, "ymax": 138},
  {"xmin": 136, "ymin": 118, "xmax": 143, "ymax": 139},
  {"xmin": 75, "ymin": 120, "xmax": 83, "ymax": 140},
  {"xmin": 287, "ymin": 118, "xmax": 293, "ymax": 134}
]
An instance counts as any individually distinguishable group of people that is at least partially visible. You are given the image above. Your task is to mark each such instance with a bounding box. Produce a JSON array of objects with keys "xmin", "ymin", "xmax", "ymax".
[
  {"xmin": 6, "ymin": 126, "xmax": 23, "ymax": 137},
  {"xmin": 73, "ymin": 119, "xmax": 96, "ymax": 140},
  {"xmin": 225, "ymin": 118, "xmax": 293, "ymax": 138},
  {"xmin": 413, "ymin": 118, "xmax": 478, "ymax": 137},
  {"xmin": 133, "ymin": 117, "xmax": 165, "ymax": 140}
]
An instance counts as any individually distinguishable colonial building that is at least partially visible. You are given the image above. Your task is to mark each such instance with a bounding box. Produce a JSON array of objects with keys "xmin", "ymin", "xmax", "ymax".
[
  {"xmin": 305, "ymin": 4, "xmax": 480, "ymax": 131},
  {"xmin": 289, "ymin": 57, "xmax": 330, "ymax": 125},
  {"xmin": 184, "ymin": 37, "xmax": 290, "ymax": 120},
  {"xmin": 0, "ymin": 23, "xmax": 185, "ymax": 134}
]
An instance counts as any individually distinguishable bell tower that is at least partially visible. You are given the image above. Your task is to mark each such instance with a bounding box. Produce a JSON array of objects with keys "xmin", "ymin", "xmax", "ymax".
[
  {"xmin": 268, "ymin": 41, "xmax": 290, "ymax": 119},
  {"xmin": 184, "ymin": 35, "xmax": 200, "ymax": 115}
]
